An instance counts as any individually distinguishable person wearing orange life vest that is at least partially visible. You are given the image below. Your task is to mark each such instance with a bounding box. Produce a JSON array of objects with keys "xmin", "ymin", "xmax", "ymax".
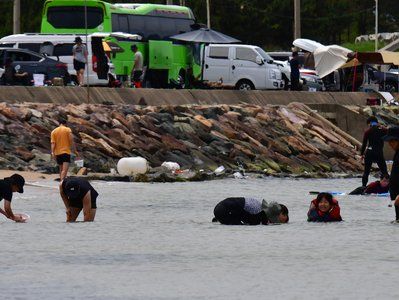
[{"xmin": 307, "ymin": 193, "xmax": 342, "ymax": 222}]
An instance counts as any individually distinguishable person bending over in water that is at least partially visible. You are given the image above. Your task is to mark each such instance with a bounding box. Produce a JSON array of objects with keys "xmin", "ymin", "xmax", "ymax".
[
  {"xmin": 349, "ymin": 174, "xmax": 390, "ymax": 195},
  {"xmin": 307, "ymin": 192, "xmax": 342, "ymax": 222},
  {"xmin": 212, "ymin": 197, "xmax": 289, "ymax": 225},
  {"xmin": 0, "ymin": 174, "xmax": 26, "ymax": 222},
  {"xmin": 60, "ymin": 177, "xmax": 98, "ymax": 222}
]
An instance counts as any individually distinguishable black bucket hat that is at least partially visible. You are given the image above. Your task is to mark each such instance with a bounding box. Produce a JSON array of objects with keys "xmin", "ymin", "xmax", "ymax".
[
  {"xmin": 75, "ymin": 36, "xmax": 82, "ymax": 43},
  {"xmin": 383, "ymin": 126, "xmax": 399, "ymax": 142},
  {"xmin": 10, "ymin": 174, "xmax": 25, "ymax": 193}
]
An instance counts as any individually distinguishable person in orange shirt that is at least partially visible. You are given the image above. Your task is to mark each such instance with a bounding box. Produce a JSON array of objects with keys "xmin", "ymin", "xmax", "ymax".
[{"xmin": 51, "ymin": 117, "xmax": 79, "ymax": 180}]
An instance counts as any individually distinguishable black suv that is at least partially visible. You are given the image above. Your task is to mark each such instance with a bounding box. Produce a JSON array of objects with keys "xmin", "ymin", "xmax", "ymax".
[{"xmin": 0, "ymin": 48, "xmax": 70, "ymax": 85}]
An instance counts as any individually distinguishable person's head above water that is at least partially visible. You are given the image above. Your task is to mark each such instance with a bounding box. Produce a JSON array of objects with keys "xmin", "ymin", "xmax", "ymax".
[
  {"xmin": 367, "ymin": 116, "xmax": 378, "ymax": 126},
  {"xmin": 262, "ymin": 200, "xmax": 289, "ymax": 224},
  {"xmin": 315, "ymin": 192, "xmax": 334, "ymax": 213},
  {"xmin": 380, "ymin": 174, "xmax": 390, "ymax": 187},
  {"xmin": 5, "ymin": 173, "xmax": 25, "ymax": 193}
]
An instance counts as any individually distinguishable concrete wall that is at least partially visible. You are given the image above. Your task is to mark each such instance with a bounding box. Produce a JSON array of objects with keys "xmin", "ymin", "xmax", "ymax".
[{"xmin": 0, "ymin": 86, "xmax": 378, "ymax": 106}]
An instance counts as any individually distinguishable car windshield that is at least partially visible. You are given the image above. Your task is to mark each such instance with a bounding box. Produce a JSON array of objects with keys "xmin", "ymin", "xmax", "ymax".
[{"xmin": 255, "ymin": 47, "xmax": 273, "ymax": 61}]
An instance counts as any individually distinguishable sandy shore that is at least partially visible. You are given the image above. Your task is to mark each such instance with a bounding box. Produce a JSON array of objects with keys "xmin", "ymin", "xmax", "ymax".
[{"xmin": 0, "ymin": 170, "xmax": 58, "ymax": 182}]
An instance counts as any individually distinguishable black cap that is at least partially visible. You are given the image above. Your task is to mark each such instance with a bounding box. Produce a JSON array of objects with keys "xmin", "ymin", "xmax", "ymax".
[
  {"xmin": 64, "ymin": 178, "xmax": 81, "ymax": 199},
  {"xmin": 10, "ymin": 174, "xmax": 25, "ymax": 193},
  {"xmin": 75, "ymin": 36, "xmax": 82, "ymax": 43},
  {"xmin": 383, "ymin": 126, "xmax": 399, "ymax": 142}
]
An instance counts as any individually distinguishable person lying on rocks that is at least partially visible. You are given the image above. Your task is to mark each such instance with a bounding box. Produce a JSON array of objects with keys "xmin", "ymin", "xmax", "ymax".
[
  {"xmin": 60, "ymin": 177, "xmax": 98, "ymax": 222},
  {"xmin": 0, "ymin": 174, "xmax": 26, "ymax": 222},
  {"xmin": 212, "ymin": 197, "xmax": 289, "ymax": 225},
  {"xmin": 349, "ymin": 174, "xmax": 389, "ymax": 195},
  {"xmin": 307, "ymin": 192, "xmax": 342, "ymax": 222}
]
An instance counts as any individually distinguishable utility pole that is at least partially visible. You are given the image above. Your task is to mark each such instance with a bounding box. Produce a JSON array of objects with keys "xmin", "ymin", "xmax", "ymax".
[
  {"xmin": 13, "ymin": 0, "xmax": 21, "ymax": 34},
  {"xmin": 294, "ymin": 0, "xmax": 301, "ymax": 40},
  {"xmin": 206, "ymin": 0, "xmax": 211, "ymax": 28},
  {"xmin": 375, "ymin": 0, "xmax": 378, "ymax": 51},
  {"xmin": 166, "ymin": 0, "xmax": 173, "ymax": 4},
  {"xmin": 179, "ymin": 0, "xmax": 185, "ymax": 5}
]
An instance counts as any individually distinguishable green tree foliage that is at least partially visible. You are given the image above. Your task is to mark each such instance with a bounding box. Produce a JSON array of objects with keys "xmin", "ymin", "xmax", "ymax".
[{"xmin": 0, "ymin": 0, "xmax": 398, "ymax": 50}]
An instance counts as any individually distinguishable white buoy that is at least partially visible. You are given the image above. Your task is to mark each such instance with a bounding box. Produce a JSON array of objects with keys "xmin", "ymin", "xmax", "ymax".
[
  {"xmin": 161, "ymin": 161, "xmax": 180, "ymax": 171},
  {"xmin": 117, "ymin": 157, "xmax": 149, "ymax": 176}
]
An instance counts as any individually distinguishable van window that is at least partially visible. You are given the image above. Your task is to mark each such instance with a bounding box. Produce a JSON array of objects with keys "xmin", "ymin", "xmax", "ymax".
[
  {"xmin": 0, "ymin": 43, "xmax": 15, "ymax": 48},
  {"xmin": 53, "ymin": 43, "xmax": 75, "ymax": 56},
  {"xmin": 209, "ymin": 47, "xmax": 229, "ymax": 59},
  {"xmin": 236, "ymin": 48, "xmax": 257, "ymax": 63},
  {"xmin": 19, "ymin": 43, "xmax": 41, "ymax": 53},
  {"xmin": 7, "ymin": 51, "xmax": 42, "ymax": 62},
  {"xmin": 47, "ymin": 6, "xmax": 103, "ymax": 29}
]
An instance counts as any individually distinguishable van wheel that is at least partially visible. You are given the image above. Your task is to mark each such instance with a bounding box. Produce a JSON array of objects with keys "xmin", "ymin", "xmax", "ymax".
[{"xmin": 236, "ymin": 80, "xmax": 255, "ymax": 91}]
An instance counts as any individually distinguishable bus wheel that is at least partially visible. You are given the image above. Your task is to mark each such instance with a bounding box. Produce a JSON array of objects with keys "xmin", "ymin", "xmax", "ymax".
[{"xmin": 236, "ymin": 80, "xmax": 255, "ymax": 90}]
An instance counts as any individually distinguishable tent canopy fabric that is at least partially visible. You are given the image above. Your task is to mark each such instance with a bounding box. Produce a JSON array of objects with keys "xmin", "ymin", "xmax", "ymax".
[
  {"xmin": 313, "ymin": 45, "xmax": 352, "ymax": 78},
  {"xmin": 293, "ymin": 38, "xmax": 324, "ymax": 53},
  {"xmin": 170, "ymin": 28, "xmax": 240, "ymax": 44}
]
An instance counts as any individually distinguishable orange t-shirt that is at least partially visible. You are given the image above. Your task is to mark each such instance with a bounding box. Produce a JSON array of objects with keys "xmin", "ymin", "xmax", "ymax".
[{"xmin": 51, "ymin": 125, "xmax": 72, "ymax": 155}]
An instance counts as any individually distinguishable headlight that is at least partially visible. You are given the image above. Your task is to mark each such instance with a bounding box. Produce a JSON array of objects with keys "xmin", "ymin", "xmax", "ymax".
[{"xmin": 269, "ymin": 70, "xmax": 277, "ymax": 79}]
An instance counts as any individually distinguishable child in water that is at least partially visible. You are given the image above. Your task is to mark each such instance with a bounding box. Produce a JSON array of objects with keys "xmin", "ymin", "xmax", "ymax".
[
  {"xmin": 212, "ymin": 197, "xmax": 289, "ymax": 225},
  {"xmin": 307, "ymin": 192, "xmax": 342, "ymax": 222}
]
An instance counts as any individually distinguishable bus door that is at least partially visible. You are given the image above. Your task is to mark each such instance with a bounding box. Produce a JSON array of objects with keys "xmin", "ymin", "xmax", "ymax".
[
  {"xmin": 148, "ymin": 40, "xmax": 173, "ymax": 88},
  {"xmin": 91, "ymin": 36, "xmax": 109, "ymax": 80}
]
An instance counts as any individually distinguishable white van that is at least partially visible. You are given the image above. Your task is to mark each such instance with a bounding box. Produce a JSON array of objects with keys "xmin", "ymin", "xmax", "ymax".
[
  {"xmin": 0, "ymin": 33, "xmax": 117, "ymax": 86},
  {"xmin": 203, "ymin": 44, "xmax": 284, "ymax": 90}
]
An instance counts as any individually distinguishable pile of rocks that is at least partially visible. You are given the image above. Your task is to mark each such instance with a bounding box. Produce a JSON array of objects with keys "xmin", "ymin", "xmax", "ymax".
[{"xmin": 0, "ymin": 102, "xmax": 364, "ymax": 178}]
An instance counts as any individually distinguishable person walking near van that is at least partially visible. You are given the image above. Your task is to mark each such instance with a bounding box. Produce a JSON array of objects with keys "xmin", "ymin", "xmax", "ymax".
[
  {"xmin": 72, "ymin": 37, "xmax": 88, "ymax": 86},
  {"xmin": 51, "ymin": 117, "xmax": 79, "ymax": 181},
  {"xmin": 131, "ymin": 44, "xmax": 143, "ymax": 88},
  {"xmin": 289, "ymin": 51, "xmax": 301, "ymax": 91},
  {"xmin": 360, "ymin": 116, "xmax": 388, "ymax": 187}
]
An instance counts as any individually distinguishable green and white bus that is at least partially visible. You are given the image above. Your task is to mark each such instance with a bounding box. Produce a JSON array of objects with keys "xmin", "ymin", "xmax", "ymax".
[{"xmin": 41, "ymin": 0, "xmax": 197, "ymax": 87}]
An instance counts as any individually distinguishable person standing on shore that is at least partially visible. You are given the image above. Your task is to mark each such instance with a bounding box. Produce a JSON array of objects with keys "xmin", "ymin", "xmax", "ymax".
[
  {"xmin": 383, "ymin": 126, "xmax": 399, "ymax": 222},
  {"xmin": 72, "ymin": 37, "xmax": 88, "ymax": 86},
  {"xmin": 51, "ymin": 117, "xmax": 79, "ymax": 181},
  {"xmin": 289, "ymin": 51, "xmax": 301, "ymax": 91},
  {"xmin": 0, "ymin": 174, "xmax": 26, "ymax": 222},
  {"xmin": 360, "ymin": 116, "xmax": 388, "ymax": 187},
  {"xmin": 60, "ymin": 177, "xmax": 98, "ymax": 222},
  {"xmin": 131, "ymin": 44, "xmax": 143, "ymax": 88}
]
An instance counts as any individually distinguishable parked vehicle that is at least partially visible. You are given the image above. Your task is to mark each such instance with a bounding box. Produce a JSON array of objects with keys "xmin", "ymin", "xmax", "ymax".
[
  {"xmin": 203, "ymin": 44, "xmax": 284, "ymax": 90},
  {"xmin": 0, "ymin": 33, "xmax": 116, "ymax": 86},
  {"xmin": 366, "ymin": 65, "xmax": 399, "ymax": 92},
  {"xmin": 0, "ymin": 47, "xmax": 69, "ymax": 85}
]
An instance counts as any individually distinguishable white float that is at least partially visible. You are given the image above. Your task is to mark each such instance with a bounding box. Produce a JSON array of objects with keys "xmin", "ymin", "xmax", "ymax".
[
  {"xmin": 161, "ymin": 161, "xmax": 181, "ymax": 171},
  {"xmin": 117, "ymin": 157, "xmax": 149, "ymax": 176}
]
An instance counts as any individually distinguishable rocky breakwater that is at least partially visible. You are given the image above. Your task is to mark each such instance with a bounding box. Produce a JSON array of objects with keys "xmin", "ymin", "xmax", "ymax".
[{"xmin": 0, "ymin": 101, "xmax": 363, "ymax": 180}]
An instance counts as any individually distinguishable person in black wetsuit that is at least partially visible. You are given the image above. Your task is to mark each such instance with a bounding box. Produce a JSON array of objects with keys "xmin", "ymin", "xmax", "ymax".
[
  {"xmin": 60, "ymin": 177, "xmax": 98, "ymax": 222},
  {"xmin": 349, "ymin": 174, "xmax": 389, "ymax": 195},
  {"xmin": 360, "ymin": 116, "xmax": 388, "ymax": 187},
  {"xmin": 383, "ymin": 126, "xmax": 399, "ymax": 222},
  {"xmin": 212, "ymin": 197, "xmax": 289, "ymax": 225},
  {"xmin": 289, "ymin": 52, "xmax": 301, "ymax": 91},
  {"xmin": 0, "ymin": 174, "xmax": 26, "ymax": 222}
]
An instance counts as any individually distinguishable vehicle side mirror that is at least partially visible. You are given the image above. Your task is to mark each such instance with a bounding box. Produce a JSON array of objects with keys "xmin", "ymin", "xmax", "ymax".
[{"xmin": 256, "ymin": 56, "xmax": 264, "ymax": 65}]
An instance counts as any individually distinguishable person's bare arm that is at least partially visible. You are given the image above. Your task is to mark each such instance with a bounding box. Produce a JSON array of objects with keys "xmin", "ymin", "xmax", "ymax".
[
  {"xmin": 59, "ymin": 184, "xmax": 72, "ymax": 222},
  {"xmin": 4, "ymin": 200, "xmax": 22, "ymax": 222},
  {"xmin": 69, "ymin": 132, "xmax": 78, "ymax": 156},
  {"xmin": 51, "ymin": 142, "xmax": 56, "ymax": 159},
  {"xmin": 82, "ymin": 191, "xmax": 93, "ymax": 222}
]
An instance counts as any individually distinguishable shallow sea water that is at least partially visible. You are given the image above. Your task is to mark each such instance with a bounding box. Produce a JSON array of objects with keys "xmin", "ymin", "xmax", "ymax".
[{"xmin": 1, "ymin": 177, "xmax": 399, "ymax": 300}]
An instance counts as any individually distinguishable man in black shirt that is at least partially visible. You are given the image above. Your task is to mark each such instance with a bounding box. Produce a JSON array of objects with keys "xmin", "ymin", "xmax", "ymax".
[
  {"xmin": 360, "ymin": 116, "xmax": 388, "ymax": 186},
  {"xmin": 383, "ymin": 126, "xmax": 399, "ymax": 222},
  {"xmin": 0, "ymin": 174, "xmax": 26, "ymax": 222},
  {"xmin": 289, "ymin": 52, "xmax": 301, "ymax": 91},
  {"xmin": 60, "ymin": 177, "xmax": 98, "ymax": 222}
]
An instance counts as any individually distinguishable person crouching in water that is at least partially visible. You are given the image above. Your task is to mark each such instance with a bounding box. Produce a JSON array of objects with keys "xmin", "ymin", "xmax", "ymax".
[
  {"xmin": 212, "ymin": 197, "xmax": 289, "ymax": 225},
  {"xmin": 60, "ymin": 177, "xmax": 98, "ymax": 222},
  {"xmin": 349, "ymin": 174, "xmax": 390, "ymax": 195},
  {"xmin": 0, "ymin": 174, "xmax": 26, "ymax": 222},
  {"xmin": 307, "ymin": 192, "xmax": 342, "ymax": 222}
]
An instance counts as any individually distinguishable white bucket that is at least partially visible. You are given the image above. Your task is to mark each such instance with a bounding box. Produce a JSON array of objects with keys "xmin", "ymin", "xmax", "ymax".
[{"xmin": 117, "ymin": 157, "xmax": 149, "ymax": 176}]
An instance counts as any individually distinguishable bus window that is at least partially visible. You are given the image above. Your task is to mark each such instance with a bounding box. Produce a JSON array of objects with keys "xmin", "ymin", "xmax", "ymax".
[
  {"xmin": 118, "ymin": 15, "xmax": 129, "ymax": 33},
  {"xmin": 47, "ymin": 7, "xmax": 103, "ymax": 29}
]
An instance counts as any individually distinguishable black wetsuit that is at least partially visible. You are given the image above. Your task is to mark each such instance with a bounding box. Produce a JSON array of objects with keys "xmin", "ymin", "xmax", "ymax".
[
  {"xmin": 213, "ymin": 197, "xmax": 267, "ymax": 225},
  {"xmin": 289, "ymin": 58, "xmax": 300, "ymax": 91},
  {"xmin": 390, "ymin": 150, "xmax": 399, "ymax": 220},
  {"xmin": 360, "ymin": 125, "xmax": 388, "ymax": 186},
  {"xmin": 0, "ymin": 179, "xmax": 13, "ymax": 202},
  {"xmin": 62, "ymin": 177, "xmax": 98, "ymax": 209}
]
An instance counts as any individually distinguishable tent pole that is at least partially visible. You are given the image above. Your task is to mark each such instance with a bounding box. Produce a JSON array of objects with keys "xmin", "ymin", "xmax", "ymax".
[{"xmin": 352, "ymin": 53, "xmax": 358, "ymax": 92}]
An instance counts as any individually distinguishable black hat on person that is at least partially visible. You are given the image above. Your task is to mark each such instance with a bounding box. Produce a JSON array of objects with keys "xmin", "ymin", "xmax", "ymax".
[
  {"xmin": 10, "ymin": 174, "xmax": 25, "ymax": 193},
  {"xmin": 64, "ymin": 178, "xmax": 81, "ymax": 199},
  {"xmin": 383, "ymin": 126, "xmax": 399, "ymax": 142},
  {"xmin": 75, "ymin": 36, "xmax": 82, "ymax": 43}
]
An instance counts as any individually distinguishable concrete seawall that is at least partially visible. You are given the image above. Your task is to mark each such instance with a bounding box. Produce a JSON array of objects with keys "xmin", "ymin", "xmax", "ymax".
[{"xmin": 0, "ymin": 86, "xmax": 378, "ymax": 106}]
